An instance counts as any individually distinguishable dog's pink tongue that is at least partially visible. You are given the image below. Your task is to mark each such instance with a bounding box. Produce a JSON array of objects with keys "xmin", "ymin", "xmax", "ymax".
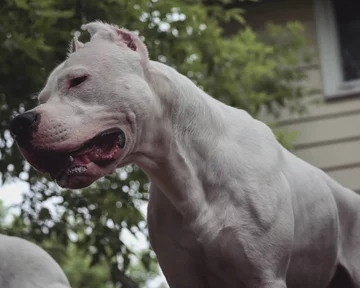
[{"xmin": 73, "ymin": 143, "xmax": 118, "ymax": 165}]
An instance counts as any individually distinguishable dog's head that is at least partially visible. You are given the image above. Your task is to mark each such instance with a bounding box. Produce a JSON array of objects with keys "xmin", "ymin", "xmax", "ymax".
[{"xmin": 10, "ymin": 22, "xmax": 154, "ymax": 189}]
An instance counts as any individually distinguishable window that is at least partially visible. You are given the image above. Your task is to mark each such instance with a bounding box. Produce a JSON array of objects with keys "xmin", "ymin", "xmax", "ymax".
[{"xmin": 315, "ymin": 0, "xmax": 360, "ymax": 98}]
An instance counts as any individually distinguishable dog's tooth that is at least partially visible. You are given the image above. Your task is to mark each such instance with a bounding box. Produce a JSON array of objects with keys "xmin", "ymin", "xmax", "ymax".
[
  {"xmin": 69, "ymin": 156, "xmax": 74, "ymax": 163},
  {"xmin": 117, "ymin": 130, "xmax": 126, "ymax": 149},
  {"xmin": 68, "ymin": 166, "xmax": 86, "ymax": 175}
]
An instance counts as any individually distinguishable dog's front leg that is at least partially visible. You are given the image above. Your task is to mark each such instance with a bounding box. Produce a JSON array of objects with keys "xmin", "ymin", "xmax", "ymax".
[
  {"xmin": 198, "ymin": 219, "xmax": 292, "ymax": 288},
  {"xmin": 147, "ymin": 184, "xmax": 210, "ymax": 288},
  {"xmin": 262, "ymin": 280, "xmax": 287, "ymax": 288},
  {"xmin": 191, "ymin": 173, "xmax": 294, "ymax": 288},
  {"xmin": 245, "ymin": 280, "xmax": 286, "ymax": 288}
]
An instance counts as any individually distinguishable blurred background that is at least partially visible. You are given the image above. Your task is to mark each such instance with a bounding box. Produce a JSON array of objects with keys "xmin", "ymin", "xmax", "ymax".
[{"xmin": 1, "ymin": 0, "xmax": 359, "ymax": 287}]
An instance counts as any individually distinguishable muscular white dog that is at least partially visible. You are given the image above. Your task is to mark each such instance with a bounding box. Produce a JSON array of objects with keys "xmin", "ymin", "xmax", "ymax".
[
  {"xmin": 0, "ymin": 234, "xmax": 70, "ymax": 288},
  {"xmin": 9, "ymin": 22, "xmax": 360, "ymax": 288}
]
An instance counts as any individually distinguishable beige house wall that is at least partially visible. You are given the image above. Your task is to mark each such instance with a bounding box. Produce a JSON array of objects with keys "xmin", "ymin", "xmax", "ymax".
[{"xmin": 241, "ymin": 0, "xmax": 360, "ymax": 192}]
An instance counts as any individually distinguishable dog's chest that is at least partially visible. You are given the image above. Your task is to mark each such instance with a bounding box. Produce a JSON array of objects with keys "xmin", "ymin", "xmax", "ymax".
[
  {"xmin": 148, "ymin": 215, "xmax": 241, "ymax": 287},
  {"xmin": 147, "ymin": 188, "xmax": 249, "ymax": 287}
]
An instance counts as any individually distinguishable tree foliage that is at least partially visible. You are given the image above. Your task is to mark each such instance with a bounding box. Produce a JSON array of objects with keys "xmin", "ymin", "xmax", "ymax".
[{"xmin": 0, "ymin": 0, "xmax": 312, "ymax": 287}]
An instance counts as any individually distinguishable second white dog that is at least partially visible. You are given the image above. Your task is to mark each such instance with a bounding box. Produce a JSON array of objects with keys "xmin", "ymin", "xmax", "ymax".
[{"xmin": 0, "ymin": 234, "xmax": 70, "ymax": 288}]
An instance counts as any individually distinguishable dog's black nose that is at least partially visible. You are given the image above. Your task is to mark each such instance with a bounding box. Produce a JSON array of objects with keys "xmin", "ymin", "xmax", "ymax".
[{"xmin": 10, "ymin": 111, "xmax": 40, "ymax": 138}]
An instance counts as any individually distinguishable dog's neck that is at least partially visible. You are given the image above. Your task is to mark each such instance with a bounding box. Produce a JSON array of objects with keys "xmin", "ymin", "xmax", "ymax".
[{"xmin": 131, "ymin": 61, "xmax": 227, "ymax": 217}]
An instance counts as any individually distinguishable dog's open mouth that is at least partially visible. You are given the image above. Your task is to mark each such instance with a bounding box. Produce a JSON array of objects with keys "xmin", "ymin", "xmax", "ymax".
[
  {"xmin": 20, "ymin": 128, "xmax": 125, "ymax": 187},
  {"xmin": 64, "ymin": 128, "xmax": 124, "ymax": 175}
]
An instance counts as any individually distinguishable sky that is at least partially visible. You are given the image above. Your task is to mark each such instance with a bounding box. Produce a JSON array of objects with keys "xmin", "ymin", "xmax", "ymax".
[{"xmin": 0, "ymin": 180, "xmax": 167, "ymax": 288}]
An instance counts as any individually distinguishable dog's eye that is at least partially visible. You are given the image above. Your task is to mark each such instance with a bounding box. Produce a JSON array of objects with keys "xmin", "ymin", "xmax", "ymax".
[{"xmin": 69, "ymin": 75, "xmax": 87, "ymax": 88}]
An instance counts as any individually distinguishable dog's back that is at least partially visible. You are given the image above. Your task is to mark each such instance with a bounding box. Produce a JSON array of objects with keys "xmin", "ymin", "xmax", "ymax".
[
  {"xmin": 325, "ymin": 175, "xmax": 360, "ymax": 286},
  {"xmin": 281, "ymin": 148, "xmax": 360, "ymax": 287}
]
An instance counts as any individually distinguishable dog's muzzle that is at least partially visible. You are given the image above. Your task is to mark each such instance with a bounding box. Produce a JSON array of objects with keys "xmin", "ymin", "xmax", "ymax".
[{"xmin": 10, "ymin": 113, "xmax": 126, "ymax": 183}]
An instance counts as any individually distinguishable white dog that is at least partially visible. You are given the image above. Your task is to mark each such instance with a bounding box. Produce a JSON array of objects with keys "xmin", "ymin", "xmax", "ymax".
[
  {"xmin": 0, "ymin": 234, "xmax": 70, "ymax": 288},
  {"xmin": 9, "ymin": 22, "xmax": 360, "ymax": 288}
]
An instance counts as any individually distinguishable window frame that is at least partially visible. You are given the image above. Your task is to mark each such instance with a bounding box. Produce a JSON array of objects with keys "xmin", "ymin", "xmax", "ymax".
[{"xmin": 315, "ymin": 0, "xmax": 360, "ymax": 99}]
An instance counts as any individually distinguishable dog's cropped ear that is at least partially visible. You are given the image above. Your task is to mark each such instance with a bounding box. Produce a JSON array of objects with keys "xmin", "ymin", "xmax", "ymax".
[
  {"xmin": 68, "ymin": 36, "xmax": 84, "ymax": 54},
  {"xmin": 84, "ymin": 21, "xmax": 149, "ymax": 66}
]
